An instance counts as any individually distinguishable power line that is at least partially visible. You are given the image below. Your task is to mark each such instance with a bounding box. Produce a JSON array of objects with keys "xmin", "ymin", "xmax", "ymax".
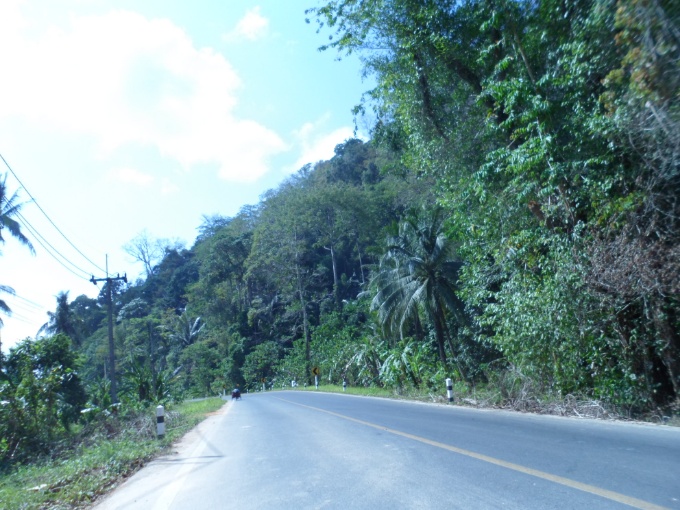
[
  {"xmin": 4, "ymin": 309, "xmax": 34, "ymax": 323},
  {"xmin": 14, "ymin": 210, "xmax": 91, "ymax": 281},
  {"xmin": 4, "ymin": 314, "xmax": 35, "ymax": 326},
  {"xmin": 4, "ymin": 299, "xmax": 43, "ymax": 315},
  {"xmin": 16, "ymin": 212, "xmax": 89, "ymax": 280},
  {"xmin": 9, "ymin": 293, "xmax": 44, "ymax": 310},
  {"xmin": 0, "ymin": 152, "xmax": 106, "ymax": 274}
]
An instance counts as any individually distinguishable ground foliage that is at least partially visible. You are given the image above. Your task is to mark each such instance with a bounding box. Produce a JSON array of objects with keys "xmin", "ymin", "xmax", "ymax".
[{"xmin": 0, "ymin": 398, "xmax": 225, "ymax": 509}]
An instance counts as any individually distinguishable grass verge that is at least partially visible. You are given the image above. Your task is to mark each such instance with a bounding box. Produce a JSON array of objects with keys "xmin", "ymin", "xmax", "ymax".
[
  {"xmin": 0, "ymin": 397, "xmax": 225, "ymax": 510},
  {"xmin": 296, "ymin": 384, "xmax": 393, "ymax": 397},
  {"xmin": 286, "ymin": 384, "xmax": 679, "ymax": 425}
]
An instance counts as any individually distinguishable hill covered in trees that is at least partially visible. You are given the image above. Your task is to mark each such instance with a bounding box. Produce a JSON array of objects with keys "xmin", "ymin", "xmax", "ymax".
[{"xmin": 1, "ymin": 0, "xmax": 678, "ymax": 466}]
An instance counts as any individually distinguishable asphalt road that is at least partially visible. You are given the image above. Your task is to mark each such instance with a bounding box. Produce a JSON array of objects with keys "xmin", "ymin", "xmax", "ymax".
[{"xmin": 93, "ymin": 391, "xmax": 680, "ymax": 510}]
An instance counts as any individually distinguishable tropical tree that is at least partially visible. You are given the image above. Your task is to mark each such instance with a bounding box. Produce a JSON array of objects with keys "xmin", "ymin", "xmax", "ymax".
[
  {"xmin": 164, "ymin": 311, "xmax": 205, "ymax": 352},
  {"xmin": 371, "ymin": 207, "xmax": 466, "ymax": 366},
  {"xmin": 0, "ymin": 172, "xmax": 34, "ymax": 254},
  {"xmin": 241, "ymin": 341, "xmax": 282, "ymax": 389},
  {"xmin": 124, "ymin": 230, "xmax": 181, "ymax": 278},
  {"xmin": 38, "ymin": 291, "xmax": 81, "ymax": 344},
  {"xmin": 246, "ymin": 174, "xmax": 319, "ymax": 381},
  {"xmin": 0, "ymin": 284, "xmax": 15, "ymax": 328},
  {"xmin": 0, "ymin": 173, "xmax": 35, "ymax": 331},
  {"xmin": 190, "ymin": 212, "xmax": 254, "ymax": 331},
  {"xmin": 1, "ymin": 334, "xmax": 87, "ymax": 463}
]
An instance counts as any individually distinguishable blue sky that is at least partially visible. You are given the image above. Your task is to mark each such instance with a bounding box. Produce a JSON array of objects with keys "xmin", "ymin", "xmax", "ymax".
[{"xmin": 0, "ymin": 0, "xmax": 370, "ymax": 350}]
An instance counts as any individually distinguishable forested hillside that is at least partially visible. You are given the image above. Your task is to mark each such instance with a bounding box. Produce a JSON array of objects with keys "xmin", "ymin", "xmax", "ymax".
[{"xmin": 1, "ymin": 0, "xmax": 677, "ymax": 466}]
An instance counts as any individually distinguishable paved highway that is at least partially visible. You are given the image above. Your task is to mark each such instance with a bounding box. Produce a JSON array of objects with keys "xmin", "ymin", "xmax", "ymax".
[{"xmin": 93, "ymin": 391, "xmax": 680, "ymax": 509}]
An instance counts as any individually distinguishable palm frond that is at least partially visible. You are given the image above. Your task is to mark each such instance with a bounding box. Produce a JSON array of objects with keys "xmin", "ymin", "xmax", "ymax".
[{"xmin": 370, "ymin": 206, "xmax": 466, "ymax": 363}]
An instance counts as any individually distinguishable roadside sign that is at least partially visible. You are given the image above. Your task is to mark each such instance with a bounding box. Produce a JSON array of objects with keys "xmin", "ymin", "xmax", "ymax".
[{"xmin": 312, "ymin": 367, "xmax": 320, "ymax": 376}]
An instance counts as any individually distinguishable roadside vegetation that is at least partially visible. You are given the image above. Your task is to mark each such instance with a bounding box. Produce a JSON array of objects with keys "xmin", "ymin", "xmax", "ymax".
[
  {"xmin": 0, "ymin": 0, "xmax": 678, "ymax": 503},
  {"xmin": 0, "ymin": 398, "xmax": 224, "ymax": 510}
]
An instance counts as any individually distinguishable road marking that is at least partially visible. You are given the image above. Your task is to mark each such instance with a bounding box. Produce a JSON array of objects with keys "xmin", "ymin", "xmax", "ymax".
[{"xmin": 276, "ymin": 397, "xmax": 669, "ymax": 510}]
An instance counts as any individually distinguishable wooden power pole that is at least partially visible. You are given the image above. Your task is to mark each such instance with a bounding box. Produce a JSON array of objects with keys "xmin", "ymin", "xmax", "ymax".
[{"xmin": 90, "ymin": 260, "xmax": 127, "ymax": 404}]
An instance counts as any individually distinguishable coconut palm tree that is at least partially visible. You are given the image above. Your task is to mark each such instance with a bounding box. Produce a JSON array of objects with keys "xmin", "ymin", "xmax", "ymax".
[
  {"xmin": 38, "ymin": 291, "xmax": 81, "ymax": 344},
  {"xmin": 166, "ymin": 311, "xmax": 205, "ymax": 349},
  {"xmin": 0, "ymin": 173, "xmax": 34, "ymax": 254},
  {"xmin": 371, "ymin": 207, "xmax": 466, "ymax": 365},
  {"xmin": 0, "ymin": 172, "xmax": 34, "ymax": 331},
  {"xmin": 0, "ymin": 284, "xmax": 15, "ymax": 327}
]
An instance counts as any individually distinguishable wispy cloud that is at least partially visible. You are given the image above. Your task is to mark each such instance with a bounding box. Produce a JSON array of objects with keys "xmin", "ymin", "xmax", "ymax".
[
  {"xmin": 160, "ymin": 178, "xmax": 180, "ymax": 195},
  {"xmin": 0, "ymin": 5, "xmax": 286, "ymax": 182},
  {"xmin": 223, "ymin": 7, "xmax": 270, "ymax": 42},
  {"xmin": 109, "ymin": 167, "xmax": 154, "ymax": 186},
  {"xmin": 287, "ymin": 115, "xmax": 356, "ymax": 173}
]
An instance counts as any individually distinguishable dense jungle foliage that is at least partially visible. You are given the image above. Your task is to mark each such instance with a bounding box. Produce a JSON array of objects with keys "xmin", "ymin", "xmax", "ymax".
[{"xmin": 1, "ymin": 0, "xmax": 678, "ymax": 467}]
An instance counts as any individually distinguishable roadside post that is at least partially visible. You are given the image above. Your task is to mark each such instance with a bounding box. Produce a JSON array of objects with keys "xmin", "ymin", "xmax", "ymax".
[
  {"xmin": 312, "ymin": 367, "xmax": 320, "ymax": 389},
  {"xmin": 343, "ymin": 378, "xmax": 347, "ymax": 392},
  {"xmin": 156, "ymin": 405, "xmax": 165, "ymax": 438},
  {"xmin": 446, "ymin": 378, "xmax": 454, "ymax": 403}
]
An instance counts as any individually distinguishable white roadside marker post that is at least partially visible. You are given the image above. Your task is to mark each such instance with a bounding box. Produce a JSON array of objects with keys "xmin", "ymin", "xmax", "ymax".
[
  {"xmin": 156, "ymin": 405, "xmax": 165, "ymax": 438},
  {"xmin": 446, "ymin": 378, "xmax": 454, "ymax": 403}
]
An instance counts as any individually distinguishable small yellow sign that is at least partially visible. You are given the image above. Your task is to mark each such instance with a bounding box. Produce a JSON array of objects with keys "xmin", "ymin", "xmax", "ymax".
[{"xmin": 312, "ymin": 367, "xmax": 320, "ymax": 376}]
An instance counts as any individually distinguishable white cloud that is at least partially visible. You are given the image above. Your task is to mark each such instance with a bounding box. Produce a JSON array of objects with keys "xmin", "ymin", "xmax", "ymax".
[
  {"xmin": 0, "ymin": 6, "xmax": 286, "ymax": 182},
  {"xmin": 223, "ymin": 7, "xmax": 269, "ymax": 42},
  {"xmin": 109, "ymin": 167, "xmax": 154, "ymax": 186},
  {"xmin": 287, "ymin": 116, "xmax": 356, "ymax": 173},
  {"xmin": 160, "ymin": 178, "xmax": 180, "ymax": 195}
]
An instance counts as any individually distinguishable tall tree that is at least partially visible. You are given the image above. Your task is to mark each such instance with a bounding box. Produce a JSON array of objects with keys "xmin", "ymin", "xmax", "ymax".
[
  {"xmin": 0, "ymin": 173, "xmax": 35, "ymax": 335},
  {"xmin": 0, "ymin": 284, "xmax": 15, "ymax": 329},
  {"xmin": 0, "ymin": 173, "xmax": 35, "ymax": 254},
  {"xmin": 39, "ymin": 291, "xmax": 81, "ymax": 345},
  {"xmin": 246, "ymin": 175, "xmax": 320, "ymax": 381},
  {"xmin": 371, "ymin": 207, "xmax": 465, "ymax": 365},
  {"xmin": 300, "ymin": 182, "xmax": 373, "ymax": 308},
  {"xmin": 124, "ymin": 229, "xmax": 180, "ymax": 278}
]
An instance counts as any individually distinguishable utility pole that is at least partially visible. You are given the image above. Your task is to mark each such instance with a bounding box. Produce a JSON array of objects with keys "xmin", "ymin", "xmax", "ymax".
[{"xmin": 90, "ymin": 257, "xmax": 127, "ymax": 404}]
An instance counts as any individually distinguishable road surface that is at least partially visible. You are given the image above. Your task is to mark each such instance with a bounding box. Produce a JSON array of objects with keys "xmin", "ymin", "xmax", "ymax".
[{"xmin": 93, "ymin": 391, "xmax": 680, "ymax": 509}]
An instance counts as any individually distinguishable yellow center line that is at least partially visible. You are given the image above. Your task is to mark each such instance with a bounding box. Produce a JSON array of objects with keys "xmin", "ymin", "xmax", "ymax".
[{"xmin": 275, "ymin": 397, "xmax": 669, "ymax": 510}]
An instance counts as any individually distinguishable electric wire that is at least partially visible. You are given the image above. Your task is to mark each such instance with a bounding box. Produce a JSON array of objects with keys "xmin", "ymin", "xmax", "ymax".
[
  {"xmin": 0, "ymin": 297, "xmax": 36, "ymax": 324},
  {"xmin": 0, "ymin": 152, "xmax": 106, "ymax": 274},
  {"xmin": 2, "ymin": 293, "xmax": 47, "ymax": 330},
  {"xmin": 14, "ymin": 210, "xmax": 92, "ymax": 278},
  {"xmin": 4, "ymin": 309, "xmax": 33, "ymax": 323},
  {"xmin": 2, "ymin": 314, "xmax": 34, "ymax": 326},
  {"xmin": 15, "ymin": 209, "xmax": 92, "ymax": 279},
  {"xmin": 4, "ymin": 299, "xmax": 43, "ymax": 315},
  {"xmin": 14, "ymin": 211, "xmax": 91, "ymax": 281},
  {"xmin": 9, "ymin": 293, "xmax": 44, "ymax": 310}
]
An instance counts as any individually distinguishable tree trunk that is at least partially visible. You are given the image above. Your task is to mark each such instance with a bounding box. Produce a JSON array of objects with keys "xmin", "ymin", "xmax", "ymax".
[
  {"xmin": 294, "ymin": 251, "xmax": 312, "ymax": 385},
  {"xmin": 356, "ymin": 239, "xmax": 366, "ymax": 285},
  {"xmin": 297, "ymin": 277, "xmax": 312, "ymax": 385},
  {"xmin": 653, "ymin": 298, "xmax": 680, "ymax": 400},
  {"xmin": 432, "ymin": 312, "xmax": 447, "ymax": 365},
  {"xmin": 326, "ymin": 243, "xmax": 340, "ymax": 309}
]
